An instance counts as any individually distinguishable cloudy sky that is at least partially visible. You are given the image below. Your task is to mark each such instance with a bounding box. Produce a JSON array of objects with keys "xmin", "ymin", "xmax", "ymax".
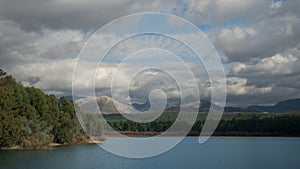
[{"xmin": 0, "ymin": 0, "xmax": 300, "ymax": 106}]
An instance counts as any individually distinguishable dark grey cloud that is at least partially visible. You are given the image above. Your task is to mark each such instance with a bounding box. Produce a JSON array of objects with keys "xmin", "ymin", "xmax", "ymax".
[
  {"xmin": 226, "ymin": 86, "xmax": 300, "ymax": 106},
  {"xmin": 0, "ymin": 20, "xmax": 86, "ymax": 71},
  {"xmin": 0, "ymin": 0, "xmax": 181, "ymax": 32},
  {"xmin": 225, "ymin": 47, "xmax": 300, "ymax": 105},
  {"xmin": 212, "ymin": 3, "xmax": 300, "ymax": 62},
  {"xmin": 0, "ymin": 0, "xmax": 134, "ymax": 31}
]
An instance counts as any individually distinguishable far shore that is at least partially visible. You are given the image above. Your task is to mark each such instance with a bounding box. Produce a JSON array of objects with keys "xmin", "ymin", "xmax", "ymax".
[{"xmin": 103, "ymin": 131, "xmax": 300, "ymax": 137}]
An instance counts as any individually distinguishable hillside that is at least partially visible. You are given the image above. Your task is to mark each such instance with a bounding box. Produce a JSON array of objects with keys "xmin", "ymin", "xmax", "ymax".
[{"xmin": 0, "ymin": 75, "xmax": 90, "ymax": 149}]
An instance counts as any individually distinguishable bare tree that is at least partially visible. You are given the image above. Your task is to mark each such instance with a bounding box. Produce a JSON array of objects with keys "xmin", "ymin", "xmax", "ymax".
[{"xmin": 0, "ymin": 69, "xmax": 7, "ymax": 77}]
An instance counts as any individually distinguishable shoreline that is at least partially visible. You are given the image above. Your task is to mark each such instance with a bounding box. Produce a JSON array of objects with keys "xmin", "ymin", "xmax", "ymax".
[
  {"xmin": 1, "ymin": 133, "xmax": 299, "ymax": 150},
  {"xmin": 0, "ymin": 139, "xmax": 105, "ymax": 151}
]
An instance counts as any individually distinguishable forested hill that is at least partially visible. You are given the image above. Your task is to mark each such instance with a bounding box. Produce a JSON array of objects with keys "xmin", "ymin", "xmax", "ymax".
[{"xmin": 0, "ymin": 75, "xmax": 89, "ymax": 149}]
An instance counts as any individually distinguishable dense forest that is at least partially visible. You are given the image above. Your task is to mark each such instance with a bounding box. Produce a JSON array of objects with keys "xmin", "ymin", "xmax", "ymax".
[
  {"xmin": 103, "ymin": 113, "xmax": 300, "ymax": 136},
  {"xmin": 0, "ymin": 73, "xmax": 90, "ymax": 149}
]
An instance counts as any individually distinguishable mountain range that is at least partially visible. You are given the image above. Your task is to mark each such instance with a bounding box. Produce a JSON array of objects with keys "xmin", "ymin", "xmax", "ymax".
[
  {"xmin": 73, "ymin": 95, "xmax": 300, "ymax": 114},
  {"xmin": 225, "ymin": 98, "xmax": 300, "ymax": 113}
]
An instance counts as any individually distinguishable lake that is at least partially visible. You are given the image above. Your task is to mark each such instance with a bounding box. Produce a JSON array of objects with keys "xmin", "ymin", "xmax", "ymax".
[{"xmin": 1, "ymin": 137, "xmax": 300, "ymax": 169}]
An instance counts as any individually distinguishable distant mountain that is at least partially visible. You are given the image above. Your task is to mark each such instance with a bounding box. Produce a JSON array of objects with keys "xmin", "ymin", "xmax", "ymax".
[
  {"xmin": 75, "ymin": 96, "xmax": 134, "ymax": 114},
  {"xmin": 132, "ymin": 100, "xmax": 151, "ymax": 112},
  {"xmin": 225, "ymin": 98, "xmax": 300, "ymax": 113},
  {"xmin": 132, "ymin": 95, "xmax": 216, "ymax": 113},
  {"xmin": 164, "ymin": 99, "xmax": 221, "ymax": 113},
  {"xmin": 63, "ymin": 95, "xmax": 84, "ymax": 102}
]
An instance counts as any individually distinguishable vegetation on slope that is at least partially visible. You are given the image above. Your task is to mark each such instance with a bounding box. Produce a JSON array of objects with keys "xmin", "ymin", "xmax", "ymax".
[{"xmin": 0, "ymin": 74, "xmax": 89, "ymax": 149}]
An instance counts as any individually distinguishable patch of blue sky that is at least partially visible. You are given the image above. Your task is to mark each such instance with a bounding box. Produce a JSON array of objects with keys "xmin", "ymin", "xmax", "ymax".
[
  {"xmin": 198, "ymin": 17, "xmax": 244, "ymax": 35},
  {"xmin": 274, "ymin": 0, "xmax": 286, "ymax": 3},
  {"xmin": 175, "ymin": 0, "xmax": 188, "ymax": 13},
  {"xmin": 125, "ymin": 13, "xmax": 196, "ymax": 34}
]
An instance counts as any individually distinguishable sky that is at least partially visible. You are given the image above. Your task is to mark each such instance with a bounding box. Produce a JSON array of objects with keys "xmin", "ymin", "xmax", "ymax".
[{"xmin": 0, "ymin": 0, "xmax": 300, "ymax": 106}]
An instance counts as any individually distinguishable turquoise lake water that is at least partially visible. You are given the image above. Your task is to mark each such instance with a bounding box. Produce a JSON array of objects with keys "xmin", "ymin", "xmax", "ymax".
[{"xmin": 1, "ymin": 137, "xmax": 300, "ymax": 169}]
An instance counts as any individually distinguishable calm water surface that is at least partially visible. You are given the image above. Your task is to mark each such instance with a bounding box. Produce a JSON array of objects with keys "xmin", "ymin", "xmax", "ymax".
[{"xmin": 0, "ymin": 137, "xmax": 300, "ymax": 169}]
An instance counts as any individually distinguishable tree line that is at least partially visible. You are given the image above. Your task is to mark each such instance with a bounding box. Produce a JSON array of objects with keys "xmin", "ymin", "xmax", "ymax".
[{"xmin": 103, "ymin": 113, "xmax": 300, "ymax": 136}]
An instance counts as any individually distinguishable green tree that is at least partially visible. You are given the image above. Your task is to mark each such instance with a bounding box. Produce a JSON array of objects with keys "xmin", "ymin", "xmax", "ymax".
[
  {"xmin": 0, "ymin": 110, "xmax": 21, "ymax": 147},
  {"xmin": 53, "ymin": 111, "xmax": 76, "ymax": 144},
  {"xmin": 26, "ymin": 87, "xmax": 49, "ymax": 117}
]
